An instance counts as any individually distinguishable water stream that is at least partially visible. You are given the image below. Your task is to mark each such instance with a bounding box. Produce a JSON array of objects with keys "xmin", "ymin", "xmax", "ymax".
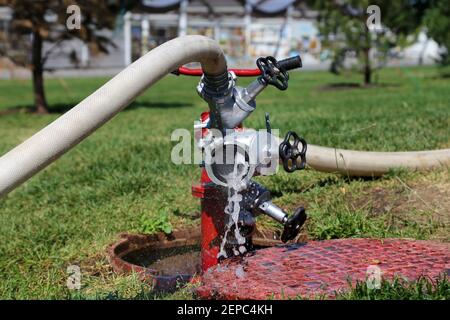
[{"xmin": 217, "ymin": 159, "xmax": 249, "ymax": 260}]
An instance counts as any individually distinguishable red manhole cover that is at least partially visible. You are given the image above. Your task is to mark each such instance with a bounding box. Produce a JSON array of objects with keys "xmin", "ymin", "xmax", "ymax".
[{"xmin": 197, "ymin": 238, "xmax": 449, "ymax": 299}]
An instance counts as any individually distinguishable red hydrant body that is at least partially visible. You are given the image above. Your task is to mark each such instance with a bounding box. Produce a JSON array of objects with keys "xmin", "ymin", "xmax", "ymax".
[
  {"xmin": 192, "ymin": 169, "xmax": 227, "ymax": 272},
  {"xmin": 190, "ymin": 55, "xmax": 305, "ymax": 272},
  {"xmin": 191, "ymin": 112, "xmax": 229, "ymax": 272}
]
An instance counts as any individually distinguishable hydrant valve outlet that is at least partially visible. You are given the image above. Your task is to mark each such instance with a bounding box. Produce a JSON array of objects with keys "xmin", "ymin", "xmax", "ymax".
[{"xmin": 281, "ymin": 207, "xmax": 307, "ymax": 243}]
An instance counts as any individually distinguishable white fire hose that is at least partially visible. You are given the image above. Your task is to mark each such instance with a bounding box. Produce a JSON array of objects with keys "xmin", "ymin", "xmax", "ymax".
[
  {"xmin": 306, "ymin": 145, "xmax": 450, "ymax": 177},
  {"xmin": 0, "ymin": 35, "xmax": 227, "ymax": 197},
  {"xmin": 0, "ymin": 35, "xmax": 449, "ymax": 198}
]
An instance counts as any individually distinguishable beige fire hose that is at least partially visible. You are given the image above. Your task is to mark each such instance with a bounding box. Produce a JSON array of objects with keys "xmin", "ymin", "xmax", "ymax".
[
  {"xmin": 306, "ymin": 145, "xmax": 450, "ymax": 177},
  {"xmin": 0, "ymin": 35, "xmax": 227, "ymax": 197}
]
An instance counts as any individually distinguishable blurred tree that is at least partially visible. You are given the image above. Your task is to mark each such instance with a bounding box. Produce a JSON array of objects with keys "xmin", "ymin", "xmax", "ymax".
[
  {"xmin": 424, "ymin": 0, "xmax": 450, "ymax": 68},
  {"xmin": 0, "ymin": 0, "xmax": 124, "ymax": 113},
  {"xmin": 308, "ymin": 0, "xmax": 429, "ymax": 85}
]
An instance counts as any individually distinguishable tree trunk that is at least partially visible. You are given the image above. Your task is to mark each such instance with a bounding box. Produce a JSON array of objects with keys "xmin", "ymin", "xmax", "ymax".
[
  {"xmin": 363, "ymin": 47, "xmax": 372, "ymax": 86},
  {"xmin": 31, "ymin": 30, "xmax": 49, "ymax": 114},
  {"xmin": 362, "ymin": 24, "xmax": 372, "ymax": 86}
]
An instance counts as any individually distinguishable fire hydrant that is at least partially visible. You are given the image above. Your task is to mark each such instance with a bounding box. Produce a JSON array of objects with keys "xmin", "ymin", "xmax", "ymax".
[{"xmin": 186, "ymin": 55, "xmax": 308, "ymax": 271}]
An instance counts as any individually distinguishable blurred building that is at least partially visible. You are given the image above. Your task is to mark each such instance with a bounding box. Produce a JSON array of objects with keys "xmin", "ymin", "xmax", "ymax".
[
  {"xmin": 124, "ymin": 0, "xmax": 321, "ymax": 67},
  {"xmin": 0, "ymin": 0, "xmax": 322, "ymax": 73},
  {"xmin": 0, "ymin": 1, "xmax": 442, "ymax": 78}
]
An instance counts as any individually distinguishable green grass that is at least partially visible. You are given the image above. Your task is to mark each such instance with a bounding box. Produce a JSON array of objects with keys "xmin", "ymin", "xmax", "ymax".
[
  {"xmin": 288, "ymin": 274, "xmax": 450, "ymax": 300},
  {"xmin": 335, "ymin": 275, "xmax": 449, "ymax": 300},
  {"xmin": 0, "ymin": 66, "xmax": 449, "ymax": 299}
]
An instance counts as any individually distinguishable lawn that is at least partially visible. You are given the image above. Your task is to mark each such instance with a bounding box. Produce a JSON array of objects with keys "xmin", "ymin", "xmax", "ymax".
[{"xmin": 0, "ymin": 66, "xmax": 449, "ymax": 299}]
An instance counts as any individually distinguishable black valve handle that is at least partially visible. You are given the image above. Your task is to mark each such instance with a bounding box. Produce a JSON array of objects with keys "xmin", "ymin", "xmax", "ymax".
[
  {"xmin": 281, "ymin": 207, "xmax": 307, "ymax": 243},
  {"xmin": 256, "ymin": 56, "xmax": 289, "ymax": 90},
  {"xmin": 256, "ymin": 55, "xmax": 302, "ymax": 91},
  {"xmin": 278, "ymin": 55, "xmax": 302, "ymax": 72},
  {"xmin": 279, "ymin": 131, "xmax": 307, "ymax": 173}
]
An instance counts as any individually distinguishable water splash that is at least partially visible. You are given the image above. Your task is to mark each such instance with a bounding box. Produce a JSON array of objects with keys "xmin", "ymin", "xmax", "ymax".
[{"xmin": 217, "ymin": 159, "xmax": 249, "ymax": 260}]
